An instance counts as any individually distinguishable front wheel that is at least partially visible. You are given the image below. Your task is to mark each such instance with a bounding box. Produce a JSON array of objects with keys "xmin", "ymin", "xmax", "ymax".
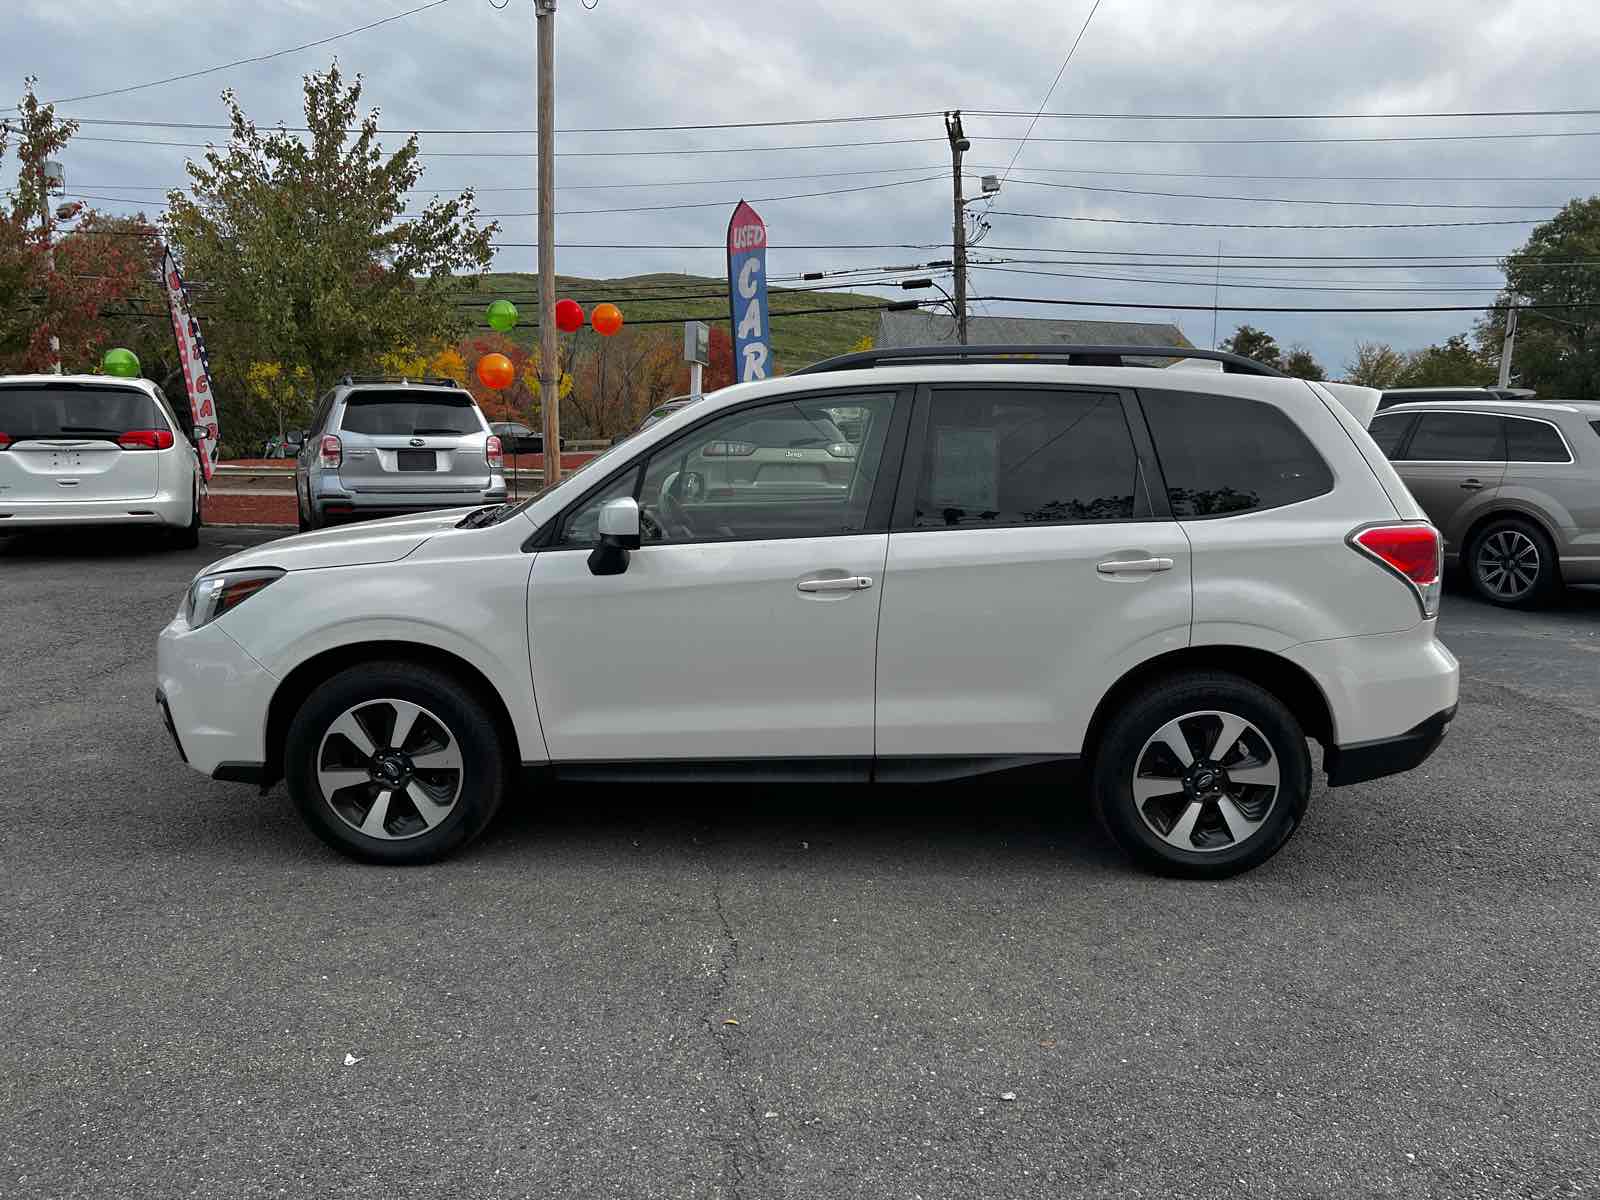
[
  {"xmin": 1466, "ymin": 517, "xmax": 1556, "ymax": 608},
  {"xmin": 1091, "ymin": 672, "xmax": 1310, "ymax": 879},
  {"xmin": 284, "ymin": 661, "xmax": 508, "ymax": 864}
]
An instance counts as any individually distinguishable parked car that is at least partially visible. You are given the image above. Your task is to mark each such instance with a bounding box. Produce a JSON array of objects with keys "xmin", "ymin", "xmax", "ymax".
[
  {"xmin": 1378, "ymin": 385, "xmax": 1534, "ymax": 411},
  {"xmin": 160, "ymin": 344, "xmax": 1457, "ymax": 877},
  {"xmin": 260, "ymin": 429, "xmax": 304, "ymax": 460},
  {"xmin": 293, "ymin": 376, "xmax": 506, "ymax": 531},
  {"xmin": 490, "ymin": 422, "xmax": 563, "ymax": 456},
  {"xmin": 0, "ymin": 373, "xmax": 201, "ymax": 547},
  {"xmin": 1367, "ymin": 397, "xmax": 1600, "ymax": 607},
  {"xmin": 614, "ymin": 395, "xmax": 699, "ymax": 445}
]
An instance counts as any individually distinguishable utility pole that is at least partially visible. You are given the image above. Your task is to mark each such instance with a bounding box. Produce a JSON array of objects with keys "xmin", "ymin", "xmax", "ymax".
[
  {"xmin": 535, "ymin": 0, "xmax": 561, "ymax": 486},
  {"xmin": 945, "ymin": 111, "xmax": 969, "ymax": 345},
  {"xmin": 1498, "ymin": 301, "xmax": 1519, "ymax": 389}
]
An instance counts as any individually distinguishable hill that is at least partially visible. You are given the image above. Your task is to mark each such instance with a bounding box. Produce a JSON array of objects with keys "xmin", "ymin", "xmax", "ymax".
[{"xmin": 455, "ymin": 272, "xmax": 883, "ymax": 370}]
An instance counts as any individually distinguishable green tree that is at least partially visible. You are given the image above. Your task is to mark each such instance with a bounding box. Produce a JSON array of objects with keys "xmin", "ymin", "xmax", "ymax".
[
  {"xmin": 1344, "ymin": 340, "xmax": 1407, "ymax": 388},
  {"xmin": 1282, "ymin": 345, "xmax": 1326, "ymax": 380},
  {"xmin": 1219, "ymin": 324, "xmax": 1282, "ymax": 370},
  {"xmin": 1477, "ymin": 196, "xmax": 1600, "ymax": 397},
  {"xmin": 163, "ymin": 62, "xmax": 497, "ymax": 446},
  {"xmin": 1395, "ymin": 334, "xmax": 1495, "ymax": 388}
]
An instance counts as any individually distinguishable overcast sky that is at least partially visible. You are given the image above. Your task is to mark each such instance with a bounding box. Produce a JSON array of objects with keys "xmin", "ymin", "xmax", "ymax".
[{"xmin": 5, "ymin": 0, "xmax": 1599, "ymax": 371}]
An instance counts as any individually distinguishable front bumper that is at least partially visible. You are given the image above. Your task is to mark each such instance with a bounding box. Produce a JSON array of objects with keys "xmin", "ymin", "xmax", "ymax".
[
  {"xmin": 156, "ymin": 612, "xmax": 279, "ymax": 776},
  {"xmin": 1325, "ymin": 704, "xmax": 1457, "ymax": 786}
]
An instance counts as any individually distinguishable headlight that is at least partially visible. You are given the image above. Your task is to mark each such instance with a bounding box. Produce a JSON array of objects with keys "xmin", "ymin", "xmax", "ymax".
[{"xmin": 185, "ymin": 568, "xmax": 285, "ymax": 629}]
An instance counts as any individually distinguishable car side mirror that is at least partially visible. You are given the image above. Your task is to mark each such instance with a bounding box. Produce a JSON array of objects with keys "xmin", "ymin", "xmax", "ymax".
[
  {"xmin": 588, "ymin": 496, "xmax": 641, "ymax": 576},
  {"xmin": 286, "ymin": 430, "xmax": 304, "ymax": 447},
  {"xmin": 192, "ymin": 425, "xmax": 210, "ymax": 444}
]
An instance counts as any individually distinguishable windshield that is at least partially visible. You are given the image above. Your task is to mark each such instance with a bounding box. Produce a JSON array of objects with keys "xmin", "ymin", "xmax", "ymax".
[
  {"xmin": 339, "ymin": 390, "xmax": 482, "ymax": 436},
  {"xmin": 0, "ymin": 384, "xmax": 162, "ymax": 440}
]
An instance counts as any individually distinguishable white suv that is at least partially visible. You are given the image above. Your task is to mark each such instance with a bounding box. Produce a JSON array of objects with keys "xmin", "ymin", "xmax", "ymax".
[
  {"xmin": 1, "ymin": 374, "xmax": 202, "ymax": 546},
  {"xmin": 156, "ymin": 346, "xmax": 1459, "ymax": 878}
]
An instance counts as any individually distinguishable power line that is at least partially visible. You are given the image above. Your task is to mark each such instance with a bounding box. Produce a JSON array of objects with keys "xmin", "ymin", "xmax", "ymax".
[
  {"xmin": 967, "ymin": 295, "xmax": 1600, "ymax": 314},
  {"xmin": 971, "ymin": 106, "xmax": 1600, "ymax": 121},
  {"xmin": 65, "ymin": 111, "xmax": 947, "ymax": 134},
  {"xmin": 992, "ymin": 210, "xmax": 1541, "ymax": 230},
  {"xmin": 72, "ymin": 132, "xmax": 949, "ymax": 157},
  {"xmin": 1008, "ymin": 129, "xmax": 1600, "ymax": 145},
  {"xmin": 11, "ymin": 0, "xmax": 458, "ymax": 112},
  {"xmin": 981, "ymin": 163, "xmax": 1600, "ymax": 184},
  {"xmin": 996, "ymin": 177, "xmax": 1561, "ymax": 211},
  {"xmin": 970, "ymin": 265, "xmax": 1505, "ymax": 293}
]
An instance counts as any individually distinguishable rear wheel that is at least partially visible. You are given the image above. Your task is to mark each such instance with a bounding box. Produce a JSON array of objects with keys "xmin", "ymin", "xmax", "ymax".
[
  {"xmin": 284, "ymin": 661, "xmax": 508, "ymax": 864},
  {"xmin": 1091, "ymin": 672, "xmax": 1310, "ymax": 879},
  {"xmin": 1466, "ymin": 516, "xmax": 1555, "ymax": 608},
  {"xmin": 170, "ymin": 482, "xmax": 201, "ymax": 549}
]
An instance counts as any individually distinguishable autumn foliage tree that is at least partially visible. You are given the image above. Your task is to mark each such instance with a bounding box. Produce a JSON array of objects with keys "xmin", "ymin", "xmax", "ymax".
[{"xmin": 0, "ymin": 81, "xmax": 152, "ymax": 373}]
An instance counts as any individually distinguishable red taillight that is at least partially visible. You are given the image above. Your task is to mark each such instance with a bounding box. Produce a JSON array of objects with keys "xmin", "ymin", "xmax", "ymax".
[
  {"xmin": 1350, "ymin": 523, "xmax": 1442, "ymax": 617},
  {"xmin": 117, "ymin": 429, "xmax": 175, "ymax": 450},
  {"xmin": 0, "ymin": 432, "xmax": 10, "ymax": 450},
  {"xmin": 319, "ymin": 435, "xmax": 342, "ymax": 469},
  {"xmin": 485, "ymin": 434, "xmax": 504, "ymax": 471},
  {"xmin": 702, "ymin": 440, "xmax": 757, "ymax": 457}
]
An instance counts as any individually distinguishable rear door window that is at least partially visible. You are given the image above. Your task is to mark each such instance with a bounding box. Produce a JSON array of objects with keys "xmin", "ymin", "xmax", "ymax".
[
  {"xmin": 911, "ymin": 388, "xmax": 1143, "ymax": 528},
  {"xmin": 338, "ymin": 390, "xmax": 482, "ymax": 436},
  {"xmin": 1367, "ymin": 413, "xmax": 1417, "ymax": 459},
  {"xmin": 1504, "ymin": 417, "xmax": 1570, "ymax": 462},
  {"xmin": 1140, "ymin": 390, "xmax": 1334, "ymax": 517},
  {"xmin": 0, "ymin": 385, "xmax": 161, "ymax": 442},
  {"xmin": 1404, "ymin": 413, "xmax": 1506, "ymax": 462}
]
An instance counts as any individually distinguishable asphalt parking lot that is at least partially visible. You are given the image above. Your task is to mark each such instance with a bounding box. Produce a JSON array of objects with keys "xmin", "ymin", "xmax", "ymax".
[{"xmin": 2, "ymin": 525, "xmax": 1597, "ymax": 1200}]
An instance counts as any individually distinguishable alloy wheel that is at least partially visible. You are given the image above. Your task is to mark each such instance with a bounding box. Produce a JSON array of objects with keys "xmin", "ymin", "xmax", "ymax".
[
  {"xmin": 1132, "ymin": 710, "xmax": 1281, "ymax": 853},
  {"xmin": 316, "ymin": 699, "xmax": 464, "ymax": 840},
  {"xmin": 1475, "ymin": 529, "xmax": 1540, "ymax": 601}
]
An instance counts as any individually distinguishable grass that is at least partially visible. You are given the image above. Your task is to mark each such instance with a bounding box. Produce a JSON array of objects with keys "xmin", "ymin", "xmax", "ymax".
[{"xmin": 456, "ymin": 272, "xmax": 881, "ymax": 370}]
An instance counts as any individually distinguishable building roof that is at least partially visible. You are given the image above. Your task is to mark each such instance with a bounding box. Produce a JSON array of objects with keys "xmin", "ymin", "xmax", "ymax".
[{"xmin": 877, "ymin": 311, "xmax": 1194, "ymax": 365}]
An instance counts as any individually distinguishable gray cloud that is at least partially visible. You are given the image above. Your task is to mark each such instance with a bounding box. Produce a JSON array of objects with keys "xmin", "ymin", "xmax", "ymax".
[{"xmin": 5, "ymin": 0, "xmax": 1598, "ymax": 370}]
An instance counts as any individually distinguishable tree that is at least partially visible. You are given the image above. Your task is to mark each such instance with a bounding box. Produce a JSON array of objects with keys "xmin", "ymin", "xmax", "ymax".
[
  {"xmin": 1395, "ymin": 334, "xmax": 1495, "ymax": 388},
  {"xmin": 1344, "ymin": 341, "xmax": 1407, "ymax": 388},
  {"xmin": 697, "ymin": 324, "xmax": 736, "ymax": 392},
  {"xmin": 1282, "ymin": 345, "xmax": 1326, "ymax": 381},
  {"xmin": 1219, "ymin": 324, "xmax": 1282, "ymax": 370},
  {"xmin": 1477, "ymin": 197, "xmax": 1600, "ymax": 397},
  {"xmin": 163, "ymin": 63, "xmax": 497, "ymax": 436},
  {"xmin": 0, "ymin": 81, "xmax": 152, "ymax": 373}
]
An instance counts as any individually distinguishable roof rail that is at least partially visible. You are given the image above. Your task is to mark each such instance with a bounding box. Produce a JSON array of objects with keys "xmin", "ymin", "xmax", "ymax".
[
  {"xmin": 792, "ymin": 343, "xmax": 1288, "ymax": 378},
  {"xmin": 338, "ymin": 374, "xmax": 462, "ymax": 389}
]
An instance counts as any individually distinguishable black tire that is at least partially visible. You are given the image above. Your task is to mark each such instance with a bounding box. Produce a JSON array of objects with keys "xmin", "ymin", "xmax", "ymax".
[
  {"xmin": 1465, "ymin": 516, "xmax": 1557, "ymax": 609},
  {"xmin": 170, "ymin": 483, "xmax": 201, "ymax": 549},
  {"xmin": 284, "ymin": 661, "xmax": 509, "ymax": 864},
  {"xmin": 1091, "ymin": 671, "xmax": 1311, "ymax": 879}
]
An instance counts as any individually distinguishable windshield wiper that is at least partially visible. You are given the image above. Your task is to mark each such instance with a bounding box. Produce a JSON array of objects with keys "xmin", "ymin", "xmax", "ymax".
[{"xmin": 457, "ymin": 504, "xmax": 510, "ymax": 529}]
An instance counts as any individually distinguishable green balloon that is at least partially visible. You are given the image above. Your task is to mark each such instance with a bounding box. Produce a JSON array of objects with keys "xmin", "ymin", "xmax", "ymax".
[
  {"xmin": 102, "ymin": 347, "xmax": 141, "ymax": 378},
  {"xmin": 487, "ymin": 299, "xmax": 519, "ymax": 332}
]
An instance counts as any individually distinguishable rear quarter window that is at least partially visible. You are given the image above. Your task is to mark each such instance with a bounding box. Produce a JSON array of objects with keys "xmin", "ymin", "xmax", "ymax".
[
  {"xmin": 1504, "ymin": 417, "xmax": 1570, "ymax": 462},
  {"xmin": 338, "ymin": 389, "xmax": 483, "ymax": 436},
  {"xmin": 1367, "ymin": 413, "xmax": 1417, "ymax": 459},
  {"xmin": 1140, "ymin": 389, "xmax": 1335, "ymax": 518}
]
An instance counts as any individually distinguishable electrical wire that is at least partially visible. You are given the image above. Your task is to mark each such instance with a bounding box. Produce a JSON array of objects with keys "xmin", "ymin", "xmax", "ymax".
[
  {"xmin": 996, "ymin": 177, "xmax": 1561, "ymax": 210},
  {"xmin": 10, "ymin": 0, "xmax": 459, "ymax": 112},
  {"xmin": 971, "ymin": 106, "xmax": 1600, "ymax": 121},
  {"xmin": 991, "ymin": 210, "xmax": 1541, "ymax": 230}
]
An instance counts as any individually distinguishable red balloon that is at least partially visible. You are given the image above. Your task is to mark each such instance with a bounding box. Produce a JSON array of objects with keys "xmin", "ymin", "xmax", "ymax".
[
  {"xmin": 555, "ymin": 298, "xmax": 585, "ymax": 333},
  {"xmin": 591, "ymin": 302, "xmax": 624, "ymax": 337},
  {"xmin": 476, "ymin": 352, "xmax": 515, "ymax": 390}
]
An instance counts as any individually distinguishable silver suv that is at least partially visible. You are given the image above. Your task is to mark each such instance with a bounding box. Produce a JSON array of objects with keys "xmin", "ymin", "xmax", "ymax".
[
  {"xmin": 1369, "ymin": 398, "xmax": 1600, "ymax": 607},
  {"xmin": 295, "ymin": 377, "xmax": 506, "ymax": 531}
]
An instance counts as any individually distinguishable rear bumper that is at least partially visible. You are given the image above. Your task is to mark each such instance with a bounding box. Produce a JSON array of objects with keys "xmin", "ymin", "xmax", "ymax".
[
  {"xmin": 312, "ymin": 478, "xmax": 506, "ymax": 520},
  {"xmin": 1282, "ymin": 622, "xmax": 1460, "ymax": 749},
  {"xmin": 1325, "ymin": 704, "xmax": 1457, "ymax": 786},
  {"xmin": 0, "ymin": 487, "xmax": 190, "ymax": 529}
]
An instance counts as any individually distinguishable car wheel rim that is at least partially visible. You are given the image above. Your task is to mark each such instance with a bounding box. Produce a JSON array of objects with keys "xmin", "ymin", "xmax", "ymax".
[
  {"xmin": 316, "ymin": 699, "xmax": 464, "ymax": 841},
  {"xmin": 1131, "ymin": 710, "xmax": 1281, "ymax": 854},
  {"xmin": 1476, "ymin": 530, "xmax": 1539, "ymax": 600}
]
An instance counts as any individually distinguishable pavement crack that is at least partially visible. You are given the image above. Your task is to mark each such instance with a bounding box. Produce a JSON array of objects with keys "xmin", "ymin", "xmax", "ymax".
[{"xmin": 702, "ymin": 879, "xmax": 771, "ymax": 1200}]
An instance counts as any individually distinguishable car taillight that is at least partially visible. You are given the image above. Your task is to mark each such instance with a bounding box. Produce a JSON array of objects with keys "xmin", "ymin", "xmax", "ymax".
[
  {"xmin": 320, "ymin": 435, "xmax": 342, "ymax": 469},
  {"xmin": 0, "ymin": 432, "xmax": 10, "ymax": 450},
  {"xmin": 485, "ymin": 434, "xmax": 504, "ymax": 471},
  {"xmin": 118, "ymin": 429, "xmax": 176, "ymax": 450},
  {"xmin": 702, "ymin": 440, "xmax": 757, "ymax": 457},
  {"xmin": 1350, "ymin": 523, "xmax": 1442, "ymax": 618}
]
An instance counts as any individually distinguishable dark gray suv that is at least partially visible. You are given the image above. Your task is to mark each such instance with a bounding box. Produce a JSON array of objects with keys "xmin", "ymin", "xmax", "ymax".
[
  {"xmin": 295, "ymin": 377, "xmax": 506, "ymax": 531},
  {"xmin": 1369, "ymin": 398, "xmax": 1600, "ymax": 607}
]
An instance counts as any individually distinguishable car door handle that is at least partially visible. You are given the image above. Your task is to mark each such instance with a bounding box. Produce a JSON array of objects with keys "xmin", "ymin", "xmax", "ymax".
[
  {"xmin": 1459, "ymin": 478, "xmax": 1485, "ymax": 491},
  {"xmin": 1096, "ymin": 557, "xmax": 1174, "ymax": 575},
  {"xmin": 797, "ymin": 576, "xmax": 874, "ymax": 593}
]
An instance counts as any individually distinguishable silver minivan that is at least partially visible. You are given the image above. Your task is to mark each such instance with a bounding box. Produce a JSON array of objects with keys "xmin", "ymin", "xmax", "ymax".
[
  {"xmin": 295, "ymin": 377, "xmax": 506, "ymax": 531},
  {"xmin": 1369, "ymin": 398, "xmax": 1600, "ymax": 607}
]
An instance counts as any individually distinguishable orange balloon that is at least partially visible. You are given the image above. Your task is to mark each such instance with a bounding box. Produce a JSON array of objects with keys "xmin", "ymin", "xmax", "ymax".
[
  {"xmin": 476, "ymin": 352, "xmax": 515, "ymax": 390},
  {"xmin": 591, "ymin": 302, "xmax": 624, "ymax": 337}
]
